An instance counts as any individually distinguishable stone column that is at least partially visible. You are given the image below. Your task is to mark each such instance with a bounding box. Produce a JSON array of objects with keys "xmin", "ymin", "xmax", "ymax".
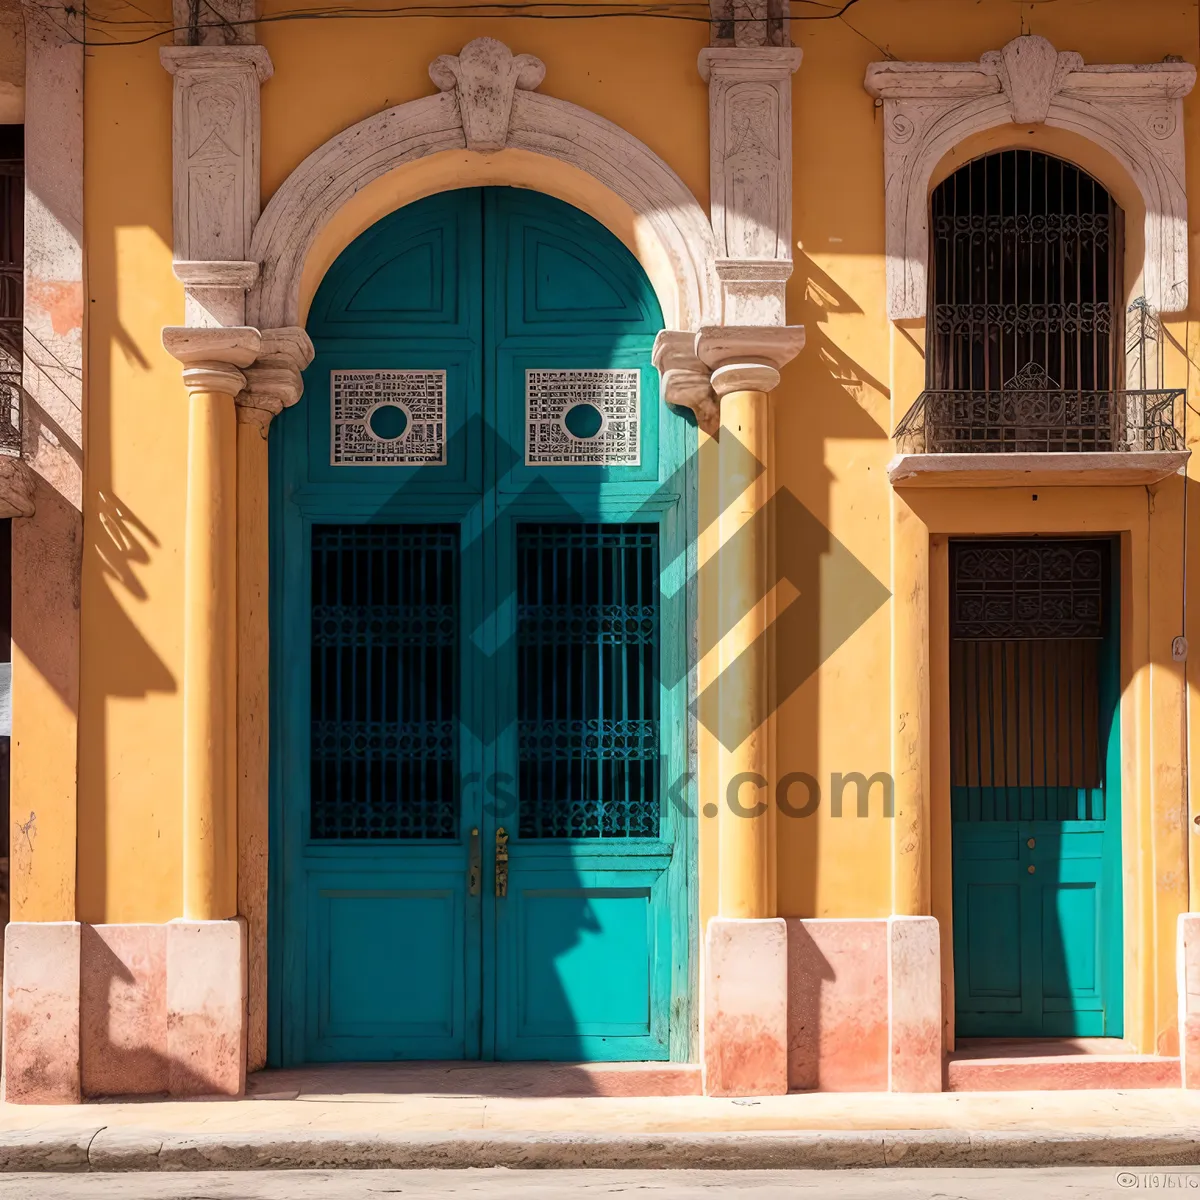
[
  {"xmin": 160, "ymin": 32, "xmax": 269, "ymax": 924},
  {"xmin": 712, "ymin": 372, "xmax": 775, "ymax": 921},
  {"xmin": 164, "ymin": 328, "xmax": 260, "ymax": 921},
  {"xmin": 686, "ymin": 325, "xmax": 802, "ymax": 1097},
  {"xmin": 236, "ymin": 327, "xmax": 312, "ymax": 1071}
]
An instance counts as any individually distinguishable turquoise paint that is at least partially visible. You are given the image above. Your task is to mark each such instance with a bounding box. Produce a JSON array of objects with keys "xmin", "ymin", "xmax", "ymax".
[
  {"xmin": 952, "ymin": 544, "xmax": 1123, "ymax": 1038},
  {"xmin": 268, "ymin": 188, "xmax": 695, "ymax": 1065}
]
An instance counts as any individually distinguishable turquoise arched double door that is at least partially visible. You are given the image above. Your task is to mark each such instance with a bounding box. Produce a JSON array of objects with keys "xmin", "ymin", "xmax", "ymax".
[{"xmin": 269, "ymin": 188, "xmax": 694, "ymax": 1065}]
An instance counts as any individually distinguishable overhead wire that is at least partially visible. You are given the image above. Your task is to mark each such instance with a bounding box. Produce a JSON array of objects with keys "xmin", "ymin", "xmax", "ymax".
[{"xmin": 36, "ymin": 0, "xmax": 865, "ymax": 47}]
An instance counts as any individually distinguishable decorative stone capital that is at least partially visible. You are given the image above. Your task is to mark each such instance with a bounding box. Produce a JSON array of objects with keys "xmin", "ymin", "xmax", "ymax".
[
  {"xmin": 238, "ymin": 327, "xmax": 315, "ymax": 437},
  {"xmin": 653, "ymin": 325, "xmax": 804, "ymax": 434},
  {"xmin": 429, "ymin": 37, "xmax": 545, "ymax": 152},
  {"xmin": 698, "ymin": 45, "xmax": 802, "ymax": 82},
  {"xmin": 164, "ymin": 326, "xmax": 261, "ymax": 399},
  {"xmin": 695, "ymin": 324, "xmax": 806, "ymax": 374},
  {"xmin": 864, "ymin": 35, "xmax": 1197, "ymax": 318}
]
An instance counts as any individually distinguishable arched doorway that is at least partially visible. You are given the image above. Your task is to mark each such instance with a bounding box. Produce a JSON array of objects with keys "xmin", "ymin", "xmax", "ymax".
[{"xmin": 269, "ymin": 187, "xmax": 694, "ymax": 1065}]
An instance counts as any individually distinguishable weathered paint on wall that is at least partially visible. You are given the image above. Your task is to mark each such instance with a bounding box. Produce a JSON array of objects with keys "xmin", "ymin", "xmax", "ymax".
[{"xmin": 48, "ymin": 0, "xmax": 1200, "ymax": 1059}]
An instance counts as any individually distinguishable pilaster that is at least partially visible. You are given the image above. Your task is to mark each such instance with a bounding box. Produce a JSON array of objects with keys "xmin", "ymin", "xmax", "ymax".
[
  {"xmin": 234, "ymin": 326, "xmax": 312, "ymax": 1071},
  {"xmin": 698, "ymin": 45, "xmax": 801, "ymax": 326}
]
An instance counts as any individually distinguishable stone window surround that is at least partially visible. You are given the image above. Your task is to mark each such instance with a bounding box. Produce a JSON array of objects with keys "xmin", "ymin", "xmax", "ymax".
[{"xmin": 864, "ymin": 34, "xmax": 1197, "ymax": 322}]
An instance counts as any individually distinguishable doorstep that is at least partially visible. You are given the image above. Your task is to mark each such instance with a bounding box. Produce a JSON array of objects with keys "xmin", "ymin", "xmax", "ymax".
[
  {"xmin": 948, "ymin": 1039, "xmax": 1181, "ymax": 1091},
  {"xmin": 245, "ymin": 1061, "xmax": 703, "ymax": 1100}
]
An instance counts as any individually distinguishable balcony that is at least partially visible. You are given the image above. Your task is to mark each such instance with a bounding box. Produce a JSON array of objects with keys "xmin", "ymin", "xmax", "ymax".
[{"xmin": 888, "ymin": 367, "xmax": 1189, "ymax": 488}]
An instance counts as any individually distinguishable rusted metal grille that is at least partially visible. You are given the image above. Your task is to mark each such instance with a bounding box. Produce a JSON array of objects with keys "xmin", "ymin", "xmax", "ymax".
[
  {"xmin": 0, "ymin": 130, "xmax": 21, "ymax": 458},
  {"xmin": 949, "ymin": 539, "xmax": 1111, "ymax": 822},
  {"xmin": 893, "ymin": 150, "xmax": 1183, "ymax": 455}
]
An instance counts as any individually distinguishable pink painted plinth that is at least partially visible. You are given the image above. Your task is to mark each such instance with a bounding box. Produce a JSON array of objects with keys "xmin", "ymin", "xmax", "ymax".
[
  {"xmin": 888, "ymin": 916, "xmax": 941, "ymax": 1092},
  {"xmin": 703, "ymin": 917, "xmax": 788, "ymax": 1097},
  {"xmin": 166, "ymin": 919, "xmax": 248, "ymax": 1097},
  {"xmin": 3, "ymin": 922, "xmax": 81, "ymax": 1103},
  {"xmin": 1180, "ymin": 914, "xmax": 1200, "ymax": 1089},
  {"xmin": 81, "ymin": 924, "xmax": 169, "ymax": 1098},
  {"xmin": 787, "ymin": 918, "xmax": 888, "ymax": 1092}
]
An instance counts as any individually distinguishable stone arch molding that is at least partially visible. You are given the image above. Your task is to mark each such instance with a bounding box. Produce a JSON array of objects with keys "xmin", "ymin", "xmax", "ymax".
[
  {"xmin": 248, "ymin": 37, "xmax": 719, "ymax": 333},
  {"xmin": 864, "ymin": 34, "xmax": 1197, "ymax": 320}
]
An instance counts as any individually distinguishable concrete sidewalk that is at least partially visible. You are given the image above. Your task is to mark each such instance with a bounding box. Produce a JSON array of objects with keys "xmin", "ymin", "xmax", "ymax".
[{"xmin": 0, "ymin": 1066, "xmax": 1198, "ymax": 1171}]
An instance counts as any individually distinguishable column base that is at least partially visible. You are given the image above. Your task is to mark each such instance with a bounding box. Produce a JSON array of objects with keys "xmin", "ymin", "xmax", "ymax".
[
  {"xmin": 703, "ymin": 917, "xmax": 788, "ymax": 1097},
  {"xmin": 3, "ymin": 922, "xmax": 82, "ymax": 1103},
  {"xmin": 787, "ymin": 916, "xmax": 942, "ymax": 1092},
  {"xmin": 1180, "ymin": 914, "xmax": 1200, "ymax": 1089},
  {"xmin": 887, "ymin": 916, "xmax": 942, "ymax": 1092},
  {"xmin": 4, "ymin": 918, "xmax": 247, "ymax": 1103}
]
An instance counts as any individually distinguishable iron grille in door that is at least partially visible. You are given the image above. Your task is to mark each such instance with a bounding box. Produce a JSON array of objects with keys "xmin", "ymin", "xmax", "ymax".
[
  {"xmin": 310, "ymin": 524, "xmax": 459, "ymax": 839},
  {"xmin": 921, "ymin": 150, "xmax": 1123, "ymax": 452},
  {"xmin": 517, "ymin": 523, "xmax": 660, "ymax": 839},
  {"xmin": 950, "ymin": 539, "xmax": 1111, "ymax": 823}
]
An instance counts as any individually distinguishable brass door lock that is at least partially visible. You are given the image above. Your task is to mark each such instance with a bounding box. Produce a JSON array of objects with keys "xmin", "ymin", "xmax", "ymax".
[{"xmin": 495, "ymin": 827, "xmax": 509, "ymax": 897}]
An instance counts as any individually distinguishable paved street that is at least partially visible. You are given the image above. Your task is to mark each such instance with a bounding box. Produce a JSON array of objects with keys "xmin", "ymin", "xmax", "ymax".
[{"xmin": 2, "ymin": 1168, "xmax": 1198, "ymax": 1199}]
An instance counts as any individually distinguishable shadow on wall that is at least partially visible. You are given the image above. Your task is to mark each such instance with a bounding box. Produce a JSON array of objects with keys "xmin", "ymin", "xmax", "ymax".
[
  {"xmin": 787, "ymin": 918, "xmax": 891, "ymax": 1092},
  {"xmin": 79, "ymin": 925, "xmax": 236, "ymax": 1099},
  {"xmin": 772, "ymin": 253, "xmax": 891, "ymax": 922},
  {"xmin": 73, "ymin": 203, "xmax": 181, "ymax": 925}
]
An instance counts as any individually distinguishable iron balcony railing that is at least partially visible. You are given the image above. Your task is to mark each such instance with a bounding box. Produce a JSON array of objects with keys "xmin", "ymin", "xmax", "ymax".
[{"xmin": 893, "ymin": 381, "xmax": 1186, "ymax": 456}]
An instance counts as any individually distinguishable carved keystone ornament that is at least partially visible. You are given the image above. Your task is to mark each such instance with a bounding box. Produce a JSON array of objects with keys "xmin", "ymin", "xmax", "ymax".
[{"xmin": 430, "ymin": 38, "xmax": 546, "ymax": 153}]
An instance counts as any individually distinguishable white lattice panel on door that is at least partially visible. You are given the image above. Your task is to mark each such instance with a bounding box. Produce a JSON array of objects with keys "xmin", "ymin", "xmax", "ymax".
[
  {"xmin": 330, "ymin": 369, "xmax": 446, "ymax": 465},
  {"xmin": 525, "ymin": 369, "xmax": 640, "ymax": 466}
]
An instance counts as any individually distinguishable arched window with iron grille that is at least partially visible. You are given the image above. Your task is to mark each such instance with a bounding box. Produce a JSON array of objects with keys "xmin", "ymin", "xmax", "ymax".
[{"xmin": 894, "ymin": 149, "xmax": 1184, "ymax": 455}]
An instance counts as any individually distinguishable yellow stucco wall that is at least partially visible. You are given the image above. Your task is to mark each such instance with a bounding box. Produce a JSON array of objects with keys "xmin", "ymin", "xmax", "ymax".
[{"xmin": 66, "ymin": 0, "xmax": 1200, "ymax": 1050}]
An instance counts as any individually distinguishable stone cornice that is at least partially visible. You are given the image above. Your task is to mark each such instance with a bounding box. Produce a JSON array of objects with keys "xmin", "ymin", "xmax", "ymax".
[
  {"xmin": 863, "ymin": 35, "xmax": 1197, "ymax": 318},
  {"xmin": 698, "ymin": 45, "xmax": 802, "ymax": 81},
  {"xmin": 159, "ymin": 44, "xmax": 273, "ymax": 82}
]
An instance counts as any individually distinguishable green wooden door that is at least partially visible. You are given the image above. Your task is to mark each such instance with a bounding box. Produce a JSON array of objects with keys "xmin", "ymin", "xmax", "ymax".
[
  {"xmin": 951, "ymin": 539, "xmax": 1123, "ymax": 1038},
  {"xmin": 269, "ymin": 188, "xmax": 694, "ymax": 1066}
]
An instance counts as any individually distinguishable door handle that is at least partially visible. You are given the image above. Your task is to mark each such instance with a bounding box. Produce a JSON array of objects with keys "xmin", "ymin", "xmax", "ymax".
[
  {"xmin": 495, "ymin": 827, "xmax": 509, "ymax": 897},
  {"xmin": 467, "ymin": 827, "xmax": 481, "ymax": 896}
]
